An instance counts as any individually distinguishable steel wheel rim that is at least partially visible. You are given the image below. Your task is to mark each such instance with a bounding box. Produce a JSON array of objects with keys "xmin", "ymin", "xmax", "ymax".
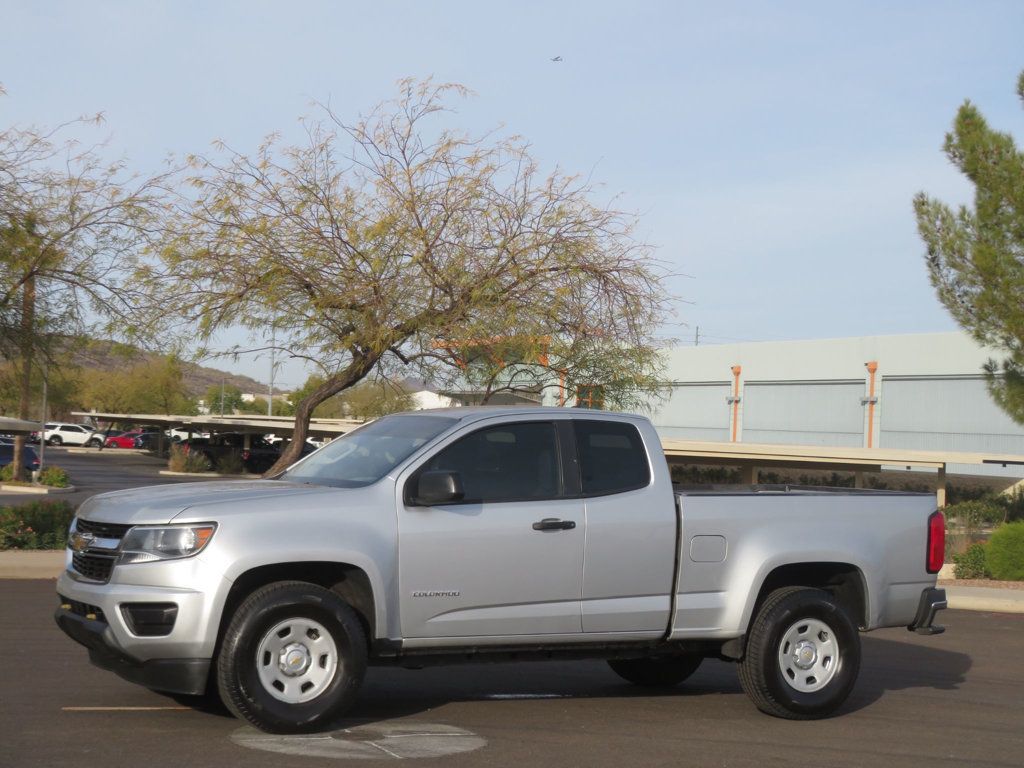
[
  {"xmin": 255, "ymin": 617, "xmax": 339, "ymax": 704},
  {"xmin": 777, "ymin": 617, "xmax": 840, "ymax": 693}
]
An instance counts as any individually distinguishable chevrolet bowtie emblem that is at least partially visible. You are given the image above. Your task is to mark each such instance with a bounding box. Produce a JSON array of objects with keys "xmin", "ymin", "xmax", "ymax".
[{"xmin": 70, "ymin": 531, "xmax": 95, "ymax": 553}]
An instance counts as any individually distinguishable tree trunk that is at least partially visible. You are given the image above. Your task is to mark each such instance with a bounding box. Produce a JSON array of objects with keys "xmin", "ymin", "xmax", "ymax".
[
  {"xmin": 12, "ymin": 274, "xmax": 35, "ymax": 482},
  {"xmin": 263, "ymin": 353, "xmax": 379, "ymax": 476}
]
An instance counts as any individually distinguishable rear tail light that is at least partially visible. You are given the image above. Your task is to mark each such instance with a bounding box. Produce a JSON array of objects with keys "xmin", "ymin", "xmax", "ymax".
[{"xmin": 926, "ymin": 510, "xmax": 945, "ymax": 574}]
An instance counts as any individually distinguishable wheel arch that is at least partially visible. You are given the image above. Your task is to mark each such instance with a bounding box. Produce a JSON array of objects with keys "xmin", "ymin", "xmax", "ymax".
[
  {"xmin": 216, "ymin": 562, "xmax": 378, "ymax": 657},
  {"xmin": 747, "ymin": 562, "xmax": 868, "ymax": 633}
]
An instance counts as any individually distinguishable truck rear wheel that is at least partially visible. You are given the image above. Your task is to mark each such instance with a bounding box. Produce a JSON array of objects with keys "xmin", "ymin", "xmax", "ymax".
[
  {"xmin": 738, "ymin": 586, "xmax": 860, "ymax": 720},
  {"xmin": 608, "ymin": 655, "xmax": 703, "ymax": 687},
  {"xmin": 217, "ymin": 581, "xmax": 367, "ymax": 733}
]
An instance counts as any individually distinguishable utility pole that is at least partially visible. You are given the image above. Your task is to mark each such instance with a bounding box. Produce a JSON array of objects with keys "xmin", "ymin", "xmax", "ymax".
[
  {"xmin": 37, "ymin": 361, "xmax": 47, "ymax": 476},
  {"xmin": 268, "ymin": 326, "xmax": 276, "ymax": 417},
  {"xmin": 694, "ymin": 326, "xmax": 700, "ymax": 346}
]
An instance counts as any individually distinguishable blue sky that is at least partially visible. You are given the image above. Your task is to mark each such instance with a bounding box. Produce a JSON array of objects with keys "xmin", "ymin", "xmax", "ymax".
[{"xmin": 2, "ymin": 1, "xmax": 1022, "ymax": 389}]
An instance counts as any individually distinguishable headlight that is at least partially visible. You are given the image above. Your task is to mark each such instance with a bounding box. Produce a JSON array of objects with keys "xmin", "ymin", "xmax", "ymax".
[{"xmin": 118, "ymin": 524, "xmax": 217, "ymax": 565}]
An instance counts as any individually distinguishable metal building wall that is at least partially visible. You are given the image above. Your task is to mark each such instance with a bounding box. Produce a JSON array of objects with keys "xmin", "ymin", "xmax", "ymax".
[
  {"xmin": 881, "ymin": 375, "xmax": 1024, "ymax": 476},
  {"xmin": 649, "ymin": 382, "xmax": 731, "ymax": 441},
  {"xmin": 742, "ymin": 380, "xmax": 865, "ymax": 447}
]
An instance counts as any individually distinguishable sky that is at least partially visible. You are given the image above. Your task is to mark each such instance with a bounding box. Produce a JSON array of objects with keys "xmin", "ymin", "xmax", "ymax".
[{"xmin": 2, "ymin": 0, "xmax": 1023, "ymax": 390}]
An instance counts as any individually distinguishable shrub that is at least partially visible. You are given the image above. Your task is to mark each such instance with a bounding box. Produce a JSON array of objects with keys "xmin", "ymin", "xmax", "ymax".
[
  {"xmin": 952, "ymin": 542, "xmax": 991, "ymax": 579},
  {"xmin": 0, "ymin": 464, "xmax": 21, "ymax": 483},
  {"xmin": 944, "ymin": 500, "xmax": 1005, "ymax": 531},
  {"xmin": 0, "ymin": 500, "xmax": 75, "ymax": 550},
  {"xmin": 987, "ymin": 522, "xmax": 1024, "ymax": 581},
  {"xmin": 168, "ymin": 445, "xmax": 212, "ymax": 473},
  {"xmin": 215, "ymin": 452, "xmax": 244, "ymax": 475},
  {"xmin": 996, "ymin": 487, "xmax": 1024, "ymax": 523},
  {"xmin": 167, "ymin": 445, "xmax": 188, "ymax": 472},
  {"xmin": 37, "ymin": 465, "xmax": 70, "ymax": 488}
]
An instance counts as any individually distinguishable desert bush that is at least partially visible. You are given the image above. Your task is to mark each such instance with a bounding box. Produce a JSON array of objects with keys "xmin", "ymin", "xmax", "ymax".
[
  {"xmin": 0, "ymin": 500, "xmax": 75, "ymax": 550},
  {"xmin": 168, "ymin": 445, "xmax": 212, "ymax": 473},
  {"xmin": 952, "ymin": 542, "xmax": 991, "ymax": 579},
  {"xmin": 37, "ymin": 466, "xmax": 70, "ymax": 488},
  {"xmin": 986, "ymin": 522, "xmax": 1024, "ymax": 581},
  {"xmin": 215, "ymin": 452, "xmax": 244, "ymax": 475}
]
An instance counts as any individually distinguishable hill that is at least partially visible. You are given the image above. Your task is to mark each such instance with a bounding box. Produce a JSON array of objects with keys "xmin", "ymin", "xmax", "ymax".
[{"xmin": 68, "ymin": 339, "xmax": 272, "ymax": 397}]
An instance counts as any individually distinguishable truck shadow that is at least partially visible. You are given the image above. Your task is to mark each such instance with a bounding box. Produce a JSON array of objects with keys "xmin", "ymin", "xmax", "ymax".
[
  {"xmin": 162, "ymin": 635, "xmax": 971, "ymax": 724},
  {"xmin": 353, "ymin": 634, "xmax": 971, "ymax": 721}
]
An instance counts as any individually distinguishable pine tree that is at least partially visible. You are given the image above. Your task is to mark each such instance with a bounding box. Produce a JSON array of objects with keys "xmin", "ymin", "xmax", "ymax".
[{"xmin": 915, "ymin": 71, "xmax": 1024, "ymax": 422}]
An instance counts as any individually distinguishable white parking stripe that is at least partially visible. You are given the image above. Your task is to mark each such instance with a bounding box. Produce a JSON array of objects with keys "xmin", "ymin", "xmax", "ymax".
[{"xmin": 62, "ymin": 706, "xmax": 191, "ymax": 712}]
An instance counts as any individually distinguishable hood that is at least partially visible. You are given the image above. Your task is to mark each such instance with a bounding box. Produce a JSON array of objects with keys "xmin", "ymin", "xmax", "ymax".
[{"xmin": 75, "ymin": 480, "xmax": 333, "ymax": 526}]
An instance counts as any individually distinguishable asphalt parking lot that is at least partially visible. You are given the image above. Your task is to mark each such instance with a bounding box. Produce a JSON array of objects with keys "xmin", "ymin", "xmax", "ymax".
[
  {"xmin": 2, "ymin": 579, "xmax": 1021, "ymax": 768},
  {"xmin": 0, "ymin": 448, "xmax": 203, "ymax": 507}
]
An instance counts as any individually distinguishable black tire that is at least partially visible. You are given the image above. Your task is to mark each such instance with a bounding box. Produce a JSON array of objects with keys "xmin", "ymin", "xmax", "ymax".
[
  {"xmin": 608, "ymin": 655, "xmax": 703, "ymax": 687},
  {"xmin": 86, "ymin": 438, "xmax": 101, "ymax": 448},
  {"xmin": 48, "ymin": 435, "xmax": 62, "ymax": 446},
  {"xmin": 738, "ymin": 587, "xmax": 860, "ymax": 720},
  {"xmin": 217, "ymin": 581, "xmax": 367, "ymax": 733}
]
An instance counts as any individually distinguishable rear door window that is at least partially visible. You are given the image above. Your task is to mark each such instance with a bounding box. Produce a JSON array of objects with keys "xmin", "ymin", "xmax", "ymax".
[{"xmin": 573, "ymin": 420, "xmax": 651, "ymax": 496}]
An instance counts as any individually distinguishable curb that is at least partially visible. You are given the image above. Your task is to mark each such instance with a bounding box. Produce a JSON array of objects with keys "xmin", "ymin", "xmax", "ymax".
[
  {"xmin": 158, "ymin": 471, "xmax": 262, "ymax": 478},
  {"xmin": 0, "ymin": 484, "xmax": 76, "ymax": 495},
  {"xmin": 0, "ymin": 550, "xmax": 65, "ymax": 579}
]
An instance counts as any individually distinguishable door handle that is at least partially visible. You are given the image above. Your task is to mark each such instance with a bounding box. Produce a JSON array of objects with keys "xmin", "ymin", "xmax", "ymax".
[{"xmin": 532, "ymin": 518, "xmax": 577, "ymax": 531}]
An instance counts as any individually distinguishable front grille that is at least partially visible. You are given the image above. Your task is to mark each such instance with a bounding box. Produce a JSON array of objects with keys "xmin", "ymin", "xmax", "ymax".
[
  {"xmin": 74, "ymin": 519, "xmax": 133, "ymax": 539},
  {"xmin": 69, "ymin": 518, "xmax": 131, "ymax": 583},
  {"xmin": 71, "ymin": 551, "xmax": 118, "ymax": 583},
  {"xmin": 58, "ymin": 594, "xmax": 106, "ymax": 623}
]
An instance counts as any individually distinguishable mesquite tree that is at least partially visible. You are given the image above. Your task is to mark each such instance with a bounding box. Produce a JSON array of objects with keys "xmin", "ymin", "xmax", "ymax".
[
  {"xmin": 1, "ymin": 92, "xmax": 170, "ymax": 479},
  {"xmin": 915, "ymin": 71, "xmax": 1024, "ymax": 423},
  {"xmin": 152, "ymin": 80, "xmax": 670, "ymax": 474}
]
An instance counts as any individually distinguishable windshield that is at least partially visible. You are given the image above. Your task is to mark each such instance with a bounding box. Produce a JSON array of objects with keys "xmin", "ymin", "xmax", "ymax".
[{"xmin": 280, "ymin": 414, "xmax": 458, "ymax": 488}]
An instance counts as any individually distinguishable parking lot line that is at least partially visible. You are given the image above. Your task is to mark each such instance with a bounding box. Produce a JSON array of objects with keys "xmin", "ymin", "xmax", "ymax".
[{"xmin": 62, "ymin": 706, "xmax": 191, "ymax": 712}]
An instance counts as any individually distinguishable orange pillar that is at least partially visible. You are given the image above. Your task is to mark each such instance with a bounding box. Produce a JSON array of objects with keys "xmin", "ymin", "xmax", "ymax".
[
  {"xmin": 865, "ymin": 361, "xmax": 878, "ymax": 448},
  {"xmin": 730, "ymin": 365, "xmax": 742, "ymax": 443}
]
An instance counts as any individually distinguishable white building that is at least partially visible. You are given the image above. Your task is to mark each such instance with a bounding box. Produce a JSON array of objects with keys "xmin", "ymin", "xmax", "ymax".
[{"xmin": 649, "ymin": 331, "xmax": 1024, "ymax": 478}]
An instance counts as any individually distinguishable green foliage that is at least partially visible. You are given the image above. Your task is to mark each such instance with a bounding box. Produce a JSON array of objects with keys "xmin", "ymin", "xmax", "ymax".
[
  {"xmin": 215, "ymin": 452, "xmax": 244, "ymax": 475},
  {"xmin": 915, "ymin": 70, "xmax": 1024, "ymax": 423},
  {"xmin": 337, "ymin": 381, "xmax": 414, "ymax": 420},
  {"xmin": 995, "ymin": 487, "xmax": 1024, "ymax": 523},
  {"xmin": 0, "ymin": 500, "xmax": 75, "ymax": 549},
  {"xmin": 952, "ymin": 542, "xmax": 992, "ymax": 579},
  {"xmin": 944, "ymin": 500, "xmax": 1006, "ymax": 531},
  {"xmin": 79, "ymin": 353, "xmax": 196, "ymax": 415},
  {"xmin": 286, "ymin": 376, "xmax": 414, "ymax": 420},
  {"xmin": 986, "ymin": 521, "xmax": 1024, "ymax": 581},
  {"xmin": 149, "ymin": 79, "xmax": 669, "ymax": 473},
  {"xmin": 203, "ymin": 383, "xmax": 246, "ymax": 414},
  {"xmin": 36, "ymin": 465, "xmax": 69, "ymax": 488}
]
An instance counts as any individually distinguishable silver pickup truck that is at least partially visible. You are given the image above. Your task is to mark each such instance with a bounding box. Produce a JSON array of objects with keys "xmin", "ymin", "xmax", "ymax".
[{"xmin": 55, "ymin": 407, "xmax": 947, "ymax": 733}]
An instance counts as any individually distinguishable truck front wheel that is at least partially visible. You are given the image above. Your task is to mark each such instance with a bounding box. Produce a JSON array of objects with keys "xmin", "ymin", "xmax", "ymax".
[
  {"xmin": 738, "ymin": 586, "xmax": 860, "ymax": 720},
  {"xmin": 608, "ymin": 655, "xmax": 703, "ymax": 687},
  {"xmin": 216, "ymin": 581, "xmax": 367, "ymax": 733}
]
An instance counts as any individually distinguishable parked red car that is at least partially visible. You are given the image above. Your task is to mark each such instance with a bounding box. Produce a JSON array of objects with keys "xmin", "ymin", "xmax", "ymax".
[{"xmin": 104, "ymin": 430, "xmax": 143, "ymax": 449}]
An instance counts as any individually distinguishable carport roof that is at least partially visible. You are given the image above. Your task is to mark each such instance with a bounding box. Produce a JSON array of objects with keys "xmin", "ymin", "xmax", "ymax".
[
  {"xmin": 71, "ymin": 412, "xmax": 364, "ymax": 438},
  {"xmin": 0, "ymin": 416, "xmax": 44, "ymax": 435}
]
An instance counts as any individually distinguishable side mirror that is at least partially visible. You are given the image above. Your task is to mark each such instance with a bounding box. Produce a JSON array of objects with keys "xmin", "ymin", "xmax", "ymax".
[{"xmin": 414, "ymin": 470, "xmax": 465, "ymax": 506}]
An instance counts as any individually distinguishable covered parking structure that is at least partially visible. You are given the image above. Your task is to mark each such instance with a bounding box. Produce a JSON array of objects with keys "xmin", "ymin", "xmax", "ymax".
[
  {"xmin": 70, "ymin": 412, "xmax": 364, "ymax": 455},
  {"xmin": 662, "ymin": 438, "xmax": 1024, "ymax": 507},
  {"xmin": 69, "ymin": 411, "xmax": 1024, "ymax": 506}
]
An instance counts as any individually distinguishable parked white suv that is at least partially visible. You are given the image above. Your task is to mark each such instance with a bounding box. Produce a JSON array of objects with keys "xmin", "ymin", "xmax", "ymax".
[{"xmin": 40, "ymin": 422, "xmax": 98, "ymax": 446}]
